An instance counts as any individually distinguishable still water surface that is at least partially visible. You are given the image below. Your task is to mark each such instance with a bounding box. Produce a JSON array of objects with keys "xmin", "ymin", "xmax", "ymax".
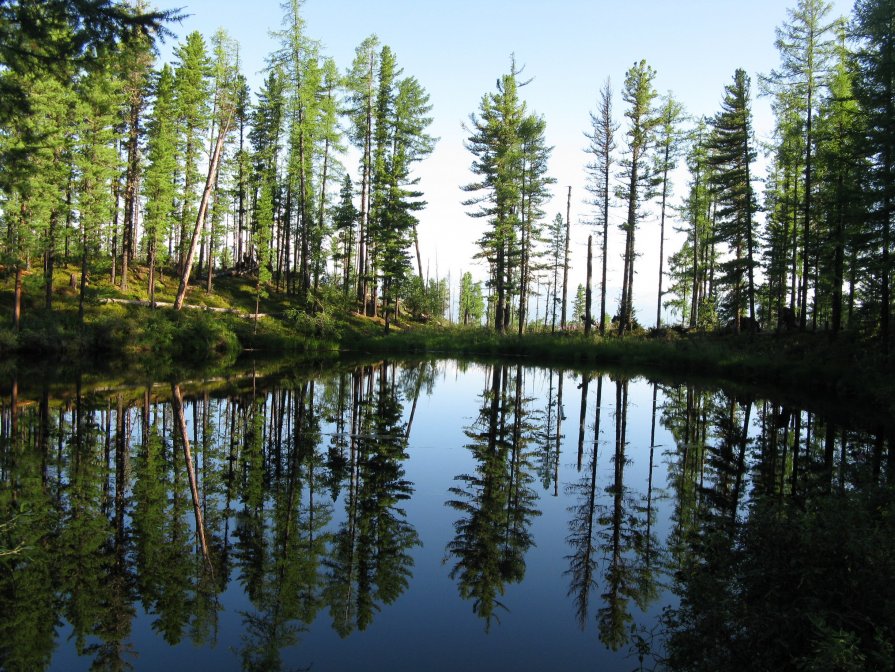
[{"xmin": 0, "ymin": 359, "xmax": 891, "ymax": 671}]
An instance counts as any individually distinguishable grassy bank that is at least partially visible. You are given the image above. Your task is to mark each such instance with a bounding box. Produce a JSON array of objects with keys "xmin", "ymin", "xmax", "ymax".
[
  {"xmin": 1, "ymin": 263, "xmax": 892, "ymax": 421},
  {"xmin": 354, "ymin": 324, "xmax": 894, "ymax": 421}
]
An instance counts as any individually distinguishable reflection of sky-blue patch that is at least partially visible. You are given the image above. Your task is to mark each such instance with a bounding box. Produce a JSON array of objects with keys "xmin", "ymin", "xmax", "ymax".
[{"xmin": 23, "ymin": 359, "xmax": 854, "ymax": 670}]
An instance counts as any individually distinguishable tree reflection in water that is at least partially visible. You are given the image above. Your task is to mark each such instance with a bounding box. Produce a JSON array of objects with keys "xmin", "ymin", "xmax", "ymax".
[
  {"xmin": 0, "ymin": 363, "xmax": 893, "ymax": 670},
  {"xmin": 445, "ymin": 364, "xmax": 540, "ymax": 629}
]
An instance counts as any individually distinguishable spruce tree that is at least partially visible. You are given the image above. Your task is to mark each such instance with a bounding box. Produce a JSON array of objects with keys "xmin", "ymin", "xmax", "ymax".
[
  {"xmin": 371, "ymin": 66, "xmax": 435, "ymax": 332},
  {"xmin": 0, "ymin": 0, "xmax": 180, "ymax": 123}
]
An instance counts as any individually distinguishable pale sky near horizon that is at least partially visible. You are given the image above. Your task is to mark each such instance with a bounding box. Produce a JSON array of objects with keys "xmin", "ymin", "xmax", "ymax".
[{"xmin": 155, "ymin": 0, "xmax": 856, "ymax": 324}]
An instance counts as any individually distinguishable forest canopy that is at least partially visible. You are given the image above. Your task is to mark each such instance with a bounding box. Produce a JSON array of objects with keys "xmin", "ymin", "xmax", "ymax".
[{"xmin": 0, "ymin": 0, "xmax": 893, "ymax": 349}]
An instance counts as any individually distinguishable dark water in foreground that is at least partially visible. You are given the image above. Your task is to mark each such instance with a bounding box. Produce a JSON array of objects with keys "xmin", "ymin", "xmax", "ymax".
[{"xmin": 1, "ymin": 359, "xmax": 893, "ymax": 671}]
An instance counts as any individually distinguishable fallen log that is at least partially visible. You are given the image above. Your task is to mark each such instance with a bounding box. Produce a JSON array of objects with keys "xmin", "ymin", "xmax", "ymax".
[{"xmin": 99, "ymin": 297, "xmax": 267, "ymax": 319}]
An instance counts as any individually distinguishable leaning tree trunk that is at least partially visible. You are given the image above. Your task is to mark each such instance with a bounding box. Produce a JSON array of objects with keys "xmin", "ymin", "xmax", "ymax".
[{"xmin": 174, "ymin": 114, "xmax": 232, "ymax": 311}]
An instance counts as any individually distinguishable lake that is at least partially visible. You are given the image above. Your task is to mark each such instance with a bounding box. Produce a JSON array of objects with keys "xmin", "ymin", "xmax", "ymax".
[{"xmin": 1, "ymin": 358, "xmax": 892, "ymax": 671}]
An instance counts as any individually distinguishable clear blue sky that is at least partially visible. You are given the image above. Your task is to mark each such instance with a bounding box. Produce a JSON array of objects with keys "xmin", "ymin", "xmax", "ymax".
[{"xmin": 155, "ymin": 0, "xmax": 856, "ymax": 323}]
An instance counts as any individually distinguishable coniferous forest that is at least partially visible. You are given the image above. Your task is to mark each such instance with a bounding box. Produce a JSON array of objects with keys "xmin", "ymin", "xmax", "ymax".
[
  {"xmin": 0, "ymin": 0, "xmax": 893, "ymax": 367},
  {"xmin": 5, "ymin": 3, "xmax": 895, "ymax": 671}
]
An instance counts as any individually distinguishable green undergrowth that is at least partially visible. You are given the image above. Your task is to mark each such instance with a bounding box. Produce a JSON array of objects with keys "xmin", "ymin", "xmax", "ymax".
[
  {"xmin": 353, "ymin": 325, "xmax": 895, "ymax": 422},
  {"xmin": 1, "ymin": 263, "xmax": 892, "ymax": 421}
]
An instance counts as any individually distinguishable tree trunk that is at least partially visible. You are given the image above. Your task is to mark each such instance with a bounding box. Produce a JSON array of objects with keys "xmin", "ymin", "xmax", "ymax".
[
  {"xmin": 357, "ymin": 63, "xmax": 373, "ymax": 312},
  {"xmin": 111, "ymin": 177, "xmax": 119, "ymax": 286},
  {"xmin": 78, "ymin": 224, "xmax": 88, "ymax": 324},
  {"xmin": 13, "ymin": 265, "xmax": 22, "ymax": 331},
  {"xmin": 689, "ymin": 165, "xmax": 701, "ymax": 328},
  {"xmin": 45, "ymin": 210, "xmax": 57, "ymax": 311},
  {"xmin": 174, "ymin": 115, "xmax": 232, "ymax": 311},
  {"xmin": 585, "ymin": 235, "xmax": 593, "ymax": 337},
  {"xmin": 148, "ymin": 239, "xmax": 156, "ymax": 308},
  {"xmin": 172, "ymin": 383, "xmax": 213, "ymax": 570},
  {"xmin": 561, "ymin": 186, "xmax": 571, "ymax": 330},
  {"xmin": 657, "ymin": 153, "xmax": 670, "ymax": 329},
  {"xmin": 800, "ymin": 86, "xmax": 814, "ymax": 331},
  {"xmin": 414, "ymin": 224, "xmax": 424, "ymax": 281}
]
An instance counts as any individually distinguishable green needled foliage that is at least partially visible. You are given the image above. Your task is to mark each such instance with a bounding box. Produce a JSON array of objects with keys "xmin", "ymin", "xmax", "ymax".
[
  {"xmin": 853, "ymin": 0, "xmax": 895, "ymax": 354},
  {"xmin": 172, "ymin": 31, "xmax": 212, "ymax": 273},
  {"xmin": 653, "ymin": 92, "xmax": 686, "ymax": 330},
  {"xmin": 459, "ymin": 271, "xmax": 485, "ymax": 326},
  {"xmin": 584, "ymin": 78, "xmax": 618, "ymax": 337},
  {"xmin": 332, "ymin": 174, "xmax": 358, "ymax": 297},
  {"xmin": 3, "ymin": 0, "xmax": 895, "ymax": 363},
  {"xmin": 708, "ymin": 69, "xmax": 759, "ymax": 328},
  {"xmin": 73, "ymin": 62, "xmax": 122, "ymax": 323},
  {"xmin": 463, "ymin": 57, "xmax": 552, "ymax": 335},
  {"xmin": 616, "ymin": 59, "xmax": 660, "ymax": 336},
  {"xmin": 764, "ymin": 0, "xmax": 837, "ymax": 331},
  {"xmin": 143, "ymin": 64, "xmax": 178, "ymax": 307}
]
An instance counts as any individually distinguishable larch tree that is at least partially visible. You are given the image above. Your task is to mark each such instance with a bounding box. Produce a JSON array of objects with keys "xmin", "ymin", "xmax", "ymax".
[
  {"xmin": 115, "ymin": 7, "xmax": 154, "ymax": 291},
  {"xmin": 73, "ymin": 64, "xmax": 122, "ymax": 322},
  {"xmin": 546, "ymin": 212, "xmax": 565, "ymax": 331},
  {"xmin": 230, "ymin": 70, "xmax": 252, "ymax": 269},
  {"xmin": 462, "ymin": 57, "xmax": 528, "ymax": 334},
  {"xmin": 763, "ymin": 96, "xmax": 805, "ymax": 324},
  {"xmin": 708, "ymin": 69, "xmax": 759, "ymax": 329},
  {"xmin": 814, "ymin": 21, "xmax": 863, "ymax": 334},
  {"xmin": 345, "ymin": 35, "xmax": 380, "ymax": 312},
  {"xmin": 23, "ymin": 76, "xmax": 76, "ymax": 312},
  {"xmin": 249, "ymin": 67, "xmax": 286, "ymax": 280},
  {"xmin": 274, "ymin": 0, "xmax": 323, "ymax": 302},
  {"xmin": 764, "ymin": 0, "xmax": 837, "ymax": 329},
  {"xmin": 171, "ymin": 31, "xmax": 211, "ymax": 274},
  {"xmin": 459, "ymin": 271, "xmax": 485, "ymax": 325},
  {"xmin": 653, "ymin": 92, "xmax": 686, "ymax": 329},
  {"xmin": 204, "ymin": 29, "xmax": 243, "ymax": 294},
  {"xmin": 584, "ymin": 78, "xmax": 617, "ymax": 336},
  {"xmin": 0, "ymin": 73, "xmax": 73, "ymax": 320},
  {"xmin": 516, "ymin": 112, "xmax": 554, "ymax": 335},
  {"xmin": 312, "ymin": 56, "xmax": 346, "ymax": 292},
  {"xmin": 174, "ymin": 29, "xmax": 240, "ymax": 311},
  {"xmin": 853, "ymin": 0, "xmax": 895, "ymax": 353},
  {"xmin": 616, "ymin": 59, "xmax": 659, "ymax": 335},
  {"xmin": 142, "ymin": 63, "xmax": 178, "ymax": 308}
]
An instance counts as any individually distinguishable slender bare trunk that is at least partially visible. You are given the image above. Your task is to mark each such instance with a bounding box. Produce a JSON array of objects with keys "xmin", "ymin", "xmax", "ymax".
[
  {"xmin": 174, "ymin": 114, "xmax": 232, "ymax": 311},
  {"xmin": 561, "ymin": 186, "xmax": 571, "ymax": 330},
  {"xmin": 585, "ymin": 235, "xmax": 593, "ymax": 337}
]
